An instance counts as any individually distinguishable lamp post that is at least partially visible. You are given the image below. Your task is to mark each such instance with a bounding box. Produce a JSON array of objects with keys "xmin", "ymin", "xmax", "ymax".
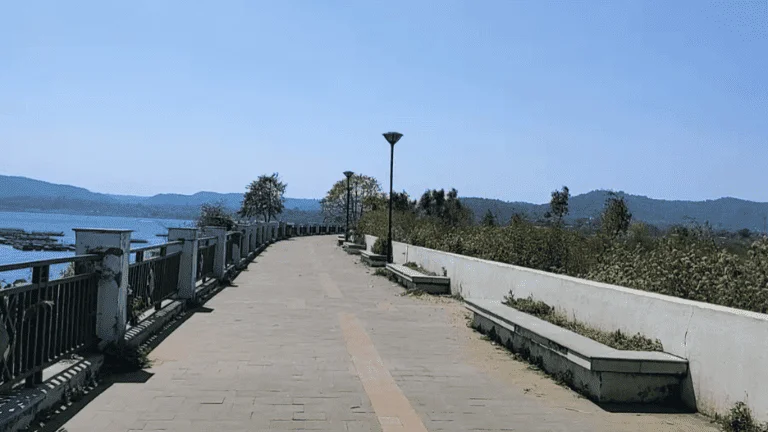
[
  {"xmin": 344, "ymin": 171, "xmax": 354, "ymax": 242},
  {"xmin": 382, "ymin": 132, "xmax": 403, "ymax": 263}
]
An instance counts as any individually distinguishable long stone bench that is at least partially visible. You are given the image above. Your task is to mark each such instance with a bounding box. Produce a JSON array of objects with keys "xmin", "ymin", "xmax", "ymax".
[
  {"xmin": 385, "ymin": 263, "xmax": 450, "ymax": 294},
  {"xmin": 361, "ymin": 251, "xmax": 387, "ymax": 267},
  {"xmin": 342, "ymin": 242, "xmax": 365, "ymax": 255},
  {"xmin": 465, "ymin": 298, "xmax": 688, "ymax": 406},
  {"xmin": 337, "ymin": 235, "xmax": 345, "ymax": 246}
]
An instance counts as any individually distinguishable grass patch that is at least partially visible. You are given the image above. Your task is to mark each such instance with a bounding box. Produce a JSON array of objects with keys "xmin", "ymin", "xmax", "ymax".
[
  {"xmin": 719, "ymin": 402, "xmax": 768, "ymax": 432},
  {"xmin": 401, "ymin": 288, "xmax": 427, "ymax": 297},
  {"xmin": 503, "ymin": 291, "xmax": 663, "ymax": 352},
  {"xmin": 403, "ymin": 262, "xmax": 437, "ymax": 276},
  {"xmin": 373, "ymin": 268, "xmax": 389, "ymax": 277}
]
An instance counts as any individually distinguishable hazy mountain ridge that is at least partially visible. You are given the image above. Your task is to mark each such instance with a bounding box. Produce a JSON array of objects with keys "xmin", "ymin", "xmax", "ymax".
[
  {"xmin": 0, "ymin": 175, "xmax": 323, "ymax": 223},
  {"xmin": 2, "ymin": 175, "xmax": 767, "ymax": 231},
  {"xmin": 0, "ymin": 175, "xmax": 321, "ymax": 212},
  {"xmin": 463, "ymin": 190, "xmax": 768, "ymax": 232}
]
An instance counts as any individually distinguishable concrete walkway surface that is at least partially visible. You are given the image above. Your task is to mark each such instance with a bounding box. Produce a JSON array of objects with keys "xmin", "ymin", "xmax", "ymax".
[{"xmin": 53, "ymin": 236, "xmax": 719, "ymax": 432}]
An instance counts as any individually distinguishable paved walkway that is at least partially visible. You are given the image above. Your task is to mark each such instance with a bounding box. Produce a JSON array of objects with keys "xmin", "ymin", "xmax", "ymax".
[{"xmin": 57, "ymin": 236, "xmax": 718, "ymax": 432}]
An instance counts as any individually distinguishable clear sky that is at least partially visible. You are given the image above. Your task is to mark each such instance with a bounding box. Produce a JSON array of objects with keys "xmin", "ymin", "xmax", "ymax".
[{"xmin": 1, "ymin": 1, "xmax": 766, "ymax": 203}]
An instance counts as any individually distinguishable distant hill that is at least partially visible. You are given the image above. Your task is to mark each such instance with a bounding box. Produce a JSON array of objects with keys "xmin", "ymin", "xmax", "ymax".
[
  {"xmin": 0, "ymin": 175, "xmax": 112, "ymax": 201},
  {"xmin": 3, "ymin": 175, "xmax": 767, "ymax": 231},
  {"xmin": 116, "ymin": 191, "xmax": 320, "ymax": 212},
  {"xmin": 0, "ymin": 175, "xmax": 322, "ymax": 222},
  {"xmin": 463, "ymin": 190, "xmax": 768, "ymax": 232}
]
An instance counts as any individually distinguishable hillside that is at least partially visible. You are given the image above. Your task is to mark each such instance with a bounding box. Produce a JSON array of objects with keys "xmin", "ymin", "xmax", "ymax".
[
  {"xmin": 3, "ymin": 175, "xmax": 768, "ymax": 231},
  {"xmin": 463, "ymin": 190, "xmax": 768, "ymax": 232},
  {"xmin": 0, "ymin": 175, "xmax": 322, "ymax": 222}
]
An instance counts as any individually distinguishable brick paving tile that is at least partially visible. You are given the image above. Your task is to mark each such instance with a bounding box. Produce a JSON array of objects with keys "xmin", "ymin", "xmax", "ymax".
[{"xmin": 55, "ymin": 236, "xmax": 718, "ymax": 432}]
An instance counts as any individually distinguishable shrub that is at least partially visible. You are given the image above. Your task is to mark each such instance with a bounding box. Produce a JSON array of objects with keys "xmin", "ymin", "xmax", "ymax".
[
  {"xmin": 503, "ymin": 292, "xmax": 663, "ymax": 352},
  {"xmin": 358, "ymin": 207, "xmax": 768, "ymax": 314},
  {"xmin": 720, "ymin": 402, "xmax": 768, "ymax": 432},
  {"xmin": 372, "ymin": 237, "xmax": 386, "ymax": 255}
]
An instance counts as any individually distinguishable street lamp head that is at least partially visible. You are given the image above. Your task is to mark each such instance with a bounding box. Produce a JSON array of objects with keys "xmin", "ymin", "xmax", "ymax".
[
  {"xmin": 343, "ymin": 171, "xmax": 354, "ymax": 178},
  {"xmin": 382, "ymin": 132, "xmax": 403, "ymax": 146}
]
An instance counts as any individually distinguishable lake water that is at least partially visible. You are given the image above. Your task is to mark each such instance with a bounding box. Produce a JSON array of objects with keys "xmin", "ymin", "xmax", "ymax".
[{"xmin": 0, "ymin": 211, "xmax": 192, "ymax": 283}]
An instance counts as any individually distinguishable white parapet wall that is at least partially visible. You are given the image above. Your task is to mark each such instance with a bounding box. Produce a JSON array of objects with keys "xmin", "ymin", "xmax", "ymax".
[{"xmin": 364, "ymin": 234, "xmax": 768, "ymax": 421}]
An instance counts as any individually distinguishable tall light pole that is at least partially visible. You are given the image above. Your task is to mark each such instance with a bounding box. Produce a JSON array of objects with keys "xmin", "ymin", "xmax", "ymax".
[
  {"xmin": 344, "ymin": 171, "xmax": 354, "ymax": 242},
  {"xmin": 382, "ymin": 132, "xmax": 403, "ymax": 263}
]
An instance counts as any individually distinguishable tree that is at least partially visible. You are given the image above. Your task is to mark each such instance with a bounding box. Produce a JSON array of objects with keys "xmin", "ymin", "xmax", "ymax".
[
  {"xmin": 320, "ymin": 174, "xmax": 382, "ymax": 224},
  {"xmin": 509, "ymin": 212, "xmax": 527, "ymax": 226},
  {"xmin": 600, "ymin": 192, "xmax": 632, "ymax": 238},
  {"xmin": 239, "ymin": 173, "xmax": 287, "ymax": 222},
  {"xmin": 391, "ymin": 191, "xmax": 417, "ymax": 212},
  {"xmin": 197, "ymin": 201, "xmax": 236, "ymax": 230},
  {"xmin": 738, "ymin": 228, "xmax": 752, "ymax": 239},
  {"xmin": 481, "ymin": 209, "xmax": 497, "ymax": 227},
  {"xmin": 418, "ymin": 188, "xmax": 473, "ymax": 227},
  {"xmin": 549, "ymin": 186, "xmax": 570, "ymax": 222}
]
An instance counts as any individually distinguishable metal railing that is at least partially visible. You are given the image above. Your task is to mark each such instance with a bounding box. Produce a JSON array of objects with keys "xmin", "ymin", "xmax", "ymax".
[
  {"xmin": 0, "ymin": 255, "xmax": 100, "ymax": 391},
  {"xmin": 127, "ymin": 242, "xmax": 182, "ymax": 324},
  {"xmin": 196, "ymin": 237, "xmax": 217, "ymax": 282}
]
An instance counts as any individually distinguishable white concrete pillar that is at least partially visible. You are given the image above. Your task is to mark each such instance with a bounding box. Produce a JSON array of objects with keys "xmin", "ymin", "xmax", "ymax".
[
  {"xmin": 242, "ymin": 225, "xmax": 249, "ymax": 255},
  {"xmin": 74, "ymin": 228, "xmax": 131, "ymax": 345},
  {"xmin": 235, "ymin": 224, "xmax": 246, "ymax": 258},
  {"xmin": 168, "ymin": 227, "xmax": 198, "ymax": 301},
  {"xmin": 250, "ymin": 225, "xmax": 257, "ymax": 250},
  {"xmin": 232, "ymin": 233, "xmax": 241, "ymax": 264},
  {"xmin": 261, "ymin": 225, "xmax": 267, "ymax": 244},
  {"xmin": 202, "ymin": 226, "xmax": 227, "ymax": 279}
]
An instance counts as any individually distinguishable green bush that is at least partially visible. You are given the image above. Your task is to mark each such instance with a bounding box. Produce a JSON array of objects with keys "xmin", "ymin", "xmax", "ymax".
[
  {"xmin": 372, "ymin": 237, "xmax": 386, "ymax": 255},
  {"xmin": 720, "ymin": 402, "xmax": 768, "ymax": 432},
  {"xmin": 358, "ymin": 208, "xmax": 768, "ymax": 314}
]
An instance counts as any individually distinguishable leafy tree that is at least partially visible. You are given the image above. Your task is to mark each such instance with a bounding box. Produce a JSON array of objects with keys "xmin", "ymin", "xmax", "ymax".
[
  {"xmin": 197, "ymin": 201, "xmax": 236, "ymax": 230},
  {"xmin": 481, "ymin": 209, "xmax": 497, "ymax": 227},
  {"xmin": 391, "ymin": 191, "xmax": 417, "ymax": 212},
  {"xmin": 549, "ymin": 186, "xmax": 570, "ymax": 222},
  {"xmin": 418, "ymin": 189, "xmax": 445, "ymax": 217},
  {"xmin": 738, "ymin": 228, "xmax": 752, "ymax": 239},
  {"xmin": 509, "ymin": 212, "xmax": 527, "ymax": 226},
  {"xmin": 320, "ymin": 174, "xmax": 382, "ymax": 224},
  {"xmin": 600, "ymin": 192, "xmax": 632, "ymax": 238},
  {"xmin": 418, "ymin": 188, "xmax": 473, "ymax": 227},
  {"xmin": 239, "ymin": 173, "xmax": 287, "ymax": 222}
]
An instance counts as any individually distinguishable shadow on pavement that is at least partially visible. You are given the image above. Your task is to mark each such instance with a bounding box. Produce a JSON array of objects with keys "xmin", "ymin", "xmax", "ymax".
[{"xmin": 34, "ymin": 291, "xmax": 224, "ymax": 431}]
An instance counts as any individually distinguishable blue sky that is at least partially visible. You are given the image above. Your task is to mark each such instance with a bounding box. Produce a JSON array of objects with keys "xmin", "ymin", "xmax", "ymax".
[{"xmin": 1, "ymin": 1, "xmax": 766, "ymax": 203}]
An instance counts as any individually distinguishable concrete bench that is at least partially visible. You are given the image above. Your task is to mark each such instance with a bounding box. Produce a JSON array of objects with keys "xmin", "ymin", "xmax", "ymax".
[
  {"xmin": 385, "ymin": 263, "xmax": 450, "ymax": 294},
  {"xmin": 465, "ymin": 298, "xmax": 688, "ymax": 406},
  {"xmin": 342, "ymin": 242, "xmax": 365, "ymax": 255},
  {"xmin": 361, "ymin": 251, "xmax": 387, "ymax": 267},
  {"xmin": 337, "ymin": 235, "xmax": 345, "ymax": 246}
]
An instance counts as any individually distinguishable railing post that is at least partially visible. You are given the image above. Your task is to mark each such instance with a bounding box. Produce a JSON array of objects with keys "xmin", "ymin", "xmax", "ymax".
[
  {"xmin": 26, "ymin": 264, "xmax": 50, "ymax": 387},
  {"xmin": 240, "ymin": 224, "xmax": 248, "ymax": 256},
  {"xmin": 74, "ymin": 228, "xmax": 131, "ymax": 346},
  {"xmin": 168, "ymin": 227, "xmax": 198, "ymax": 302},
  {"xmin": 250, "ymin": 225, "xmax": 257, "ymax": 251},
  {"xmin": 232, "ymin": 232, "xmax": 241, "ymax": 265},
  {"xmin": 202, "ymin": 226, "xmax": 227, "ymax": 280}
]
